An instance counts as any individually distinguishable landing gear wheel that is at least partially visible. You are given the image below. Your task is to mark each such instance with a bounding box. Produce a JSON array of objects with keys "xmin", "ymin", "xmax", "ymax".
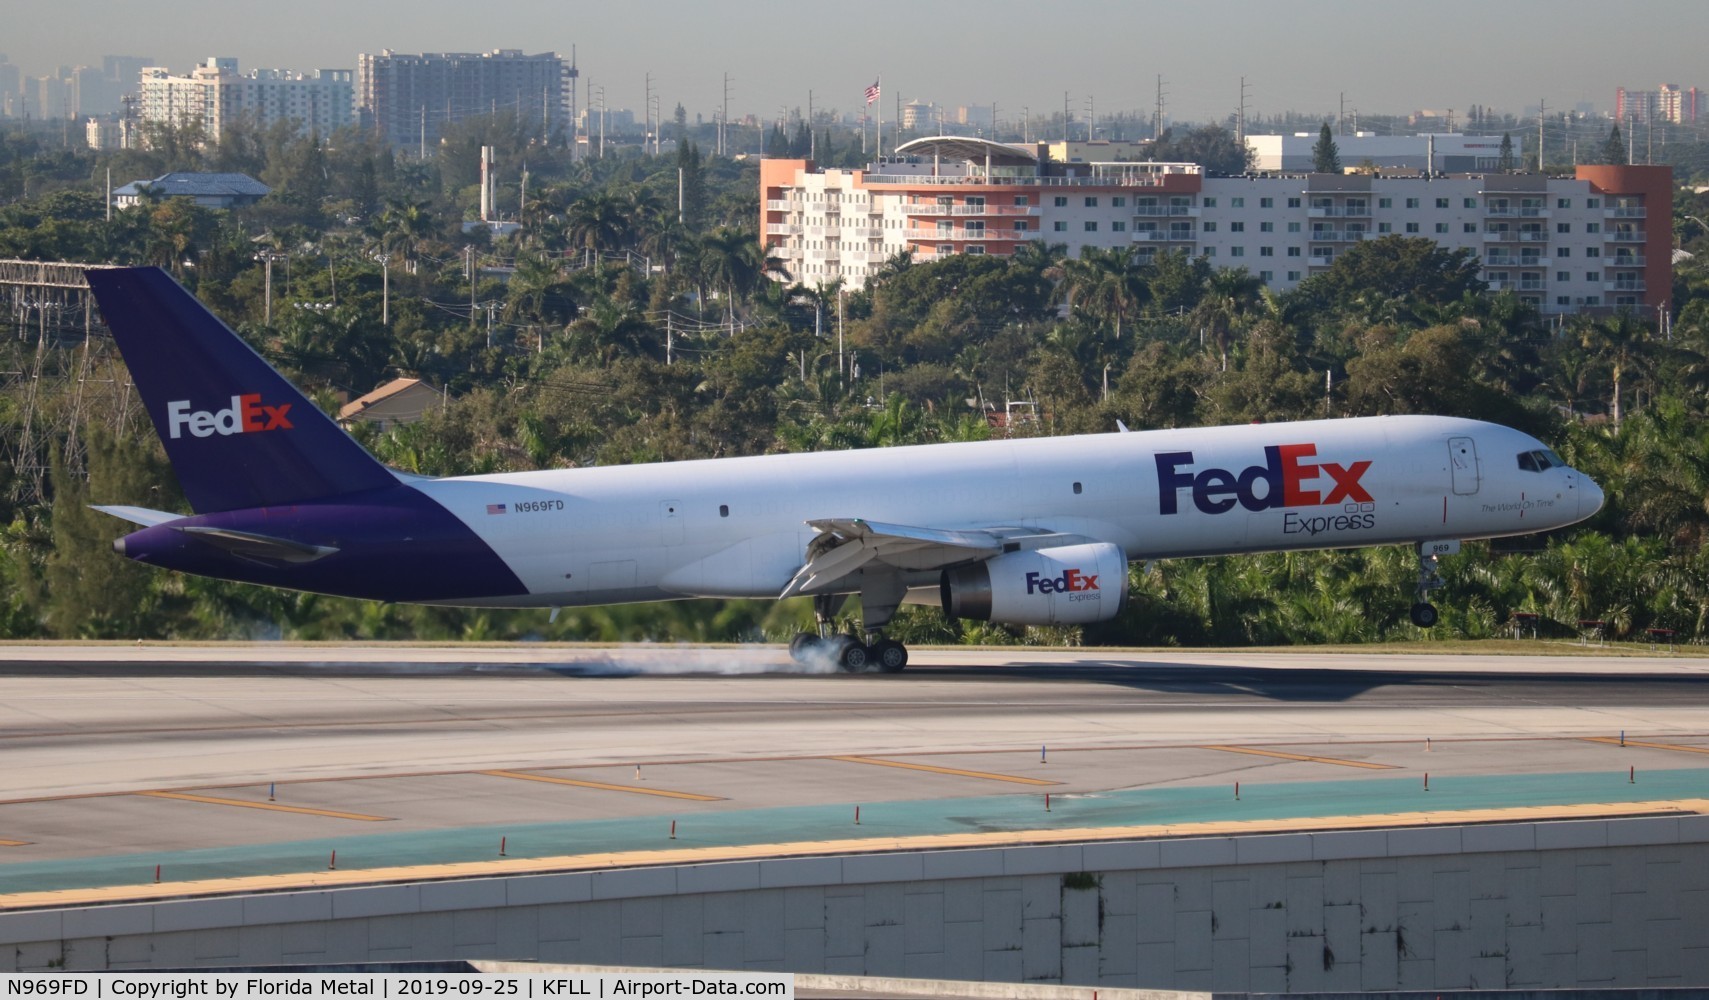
[
  {"xmin": 1410, "ymin": 602, "xmax": 1439, "ymax": 628},
  {"xmin": 788, "ymin": 632, "xmax": 817, "ymax": 662},
  {"xmin": 836, "ymin": 636, "xmax": 870, "ymax": 672},
  {"xmin": 870, "ymin": 639, "xmax": 908, "ymax": 673}
]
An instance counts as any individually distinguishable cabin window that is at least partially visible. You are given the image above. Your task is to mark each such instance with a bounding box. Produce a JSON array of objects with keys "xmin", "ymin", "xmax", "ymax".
[
  {"xmin": 1073, "ymin": 482, "xmax": 1083, "ymax": 494},
  {"xmin": 719, "ymin": 504, "xmax": 729, "ymax": 517}
]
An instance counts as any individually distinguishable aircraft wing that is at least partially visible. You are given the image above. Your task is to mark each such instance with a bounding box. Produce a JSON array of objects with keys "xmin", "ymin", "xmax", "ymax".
[{"xmin": 779, "ymin": 517, "xmax": 1007, "ymax": 598}]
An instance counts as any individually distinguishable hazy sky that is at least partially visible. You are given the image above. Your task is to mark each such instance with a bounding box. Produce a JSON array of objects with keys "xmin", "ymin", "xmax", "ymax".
[{"xmin": 9, "ymin": 0, "xmax": 1709, "ymax": 126}]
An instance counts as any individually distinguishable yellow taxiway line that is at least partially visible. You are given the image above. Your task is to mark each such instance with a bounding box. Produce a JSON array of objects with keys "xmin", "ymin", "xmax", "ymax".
[
  {"xmin": 136, "ymin": 790, "xmax": 391, "ymax": 822},
  {"xmin": 1201, "ymin": 744, "xmax": 1398, "ymax": 770},
  {"xmin": 830, "ymin": 756, "xmax": 1060, "ymax": 786},
  {"xmin": 1584, "ymin": 736, "xmax": 1709, "ymax": 755},
  {"xmin": 481, "ymin": 770, "xmax": 723, "ymax": 801}
]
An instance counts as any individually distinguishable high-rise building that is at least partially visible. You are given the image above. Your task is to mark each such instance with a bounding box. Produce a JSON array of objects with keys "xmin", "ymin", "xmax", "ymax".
[
  {"xmin": 357, "ymin": 49, "xmax": 568, "ymax": 151},
  {"xmin": 139, "ymin": 58, "xmax": 353, "ymax": 141},
  {"xmin": 1616, "ymin": 84, "xmax": 1701, "ymax": 125},
  {"xmin": 761, "ymin": 138, "xmax": 1672, "ymax": 317}
]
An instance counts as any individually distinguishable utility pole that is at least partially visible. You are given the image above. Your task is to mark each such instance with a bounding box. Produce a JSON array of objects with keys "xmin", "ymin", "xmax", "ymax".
[
  {"xmin": 1238, "ymin": 76, "xmax": 1250, "ymax": 147},
  {"xmin": 255, "ymin": 250, "xmax": 284, "ymax": 325},
  {"xmin": 1339, "ymin": 92, "xmax": 1345, "ymax": 135},
  {"xmin": 419, "ymin": 106, "xmax": 426, "ymax": 160},
  {"xmin": 1537, "ymin": 98, "xmax": 1546, "ymax": 173},
  {"xmin": 644, "ymin": 72, "xmax": 653, "ymax": 155},
  {"xmin": 721, "ymin": 72, "xmax": 732, "ymax": 157},
  {"xmin": 373, "ymin": 253, "xmax": 391, "ymax": 326},
  {"xmin": 808, "ymin": 90, "xmax": 815, "ymax": 158},
  {"xmin": 1154, "ymin": 75, "xmax": 1166, "ymax": 139},
  {"xmin": 1063, "ymin": 91, "xmax": 1071, "ymax": 141},
  {"xmin": 1084, "ymin": 94, "xmax": 1094, "ymax": 142}
]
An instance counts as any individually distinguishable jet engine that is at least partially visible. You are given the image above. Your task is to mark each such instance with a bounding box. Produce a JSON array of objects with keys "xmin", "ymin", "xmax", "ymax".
[{"xmin": 940, "ymin": 542, "xmax": 1128, "ymax": 626}]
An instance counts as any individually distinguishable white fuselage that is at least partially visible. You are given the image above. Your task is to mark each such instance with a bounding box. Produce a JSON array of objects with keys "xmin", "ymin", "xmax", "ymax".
[{"xmin": 411, "ymin": 415, "xmax": 1599, "ymax": 608}]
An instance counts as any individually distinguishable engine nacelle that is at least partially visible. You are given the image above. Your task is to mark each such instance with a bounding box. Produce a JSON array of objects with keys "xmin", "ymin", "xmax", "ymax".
[{"xmin": 940, "ymin": 542, "xmax": 1128, "ymax": 626}]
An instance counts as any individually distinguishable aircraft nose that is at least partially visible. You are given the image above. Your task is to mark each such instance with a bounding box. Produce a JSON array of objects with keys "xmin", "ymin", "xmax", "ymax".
[{"xmin": 1579, "ymin": 474, "xmax": 1605, "ymax": 519}]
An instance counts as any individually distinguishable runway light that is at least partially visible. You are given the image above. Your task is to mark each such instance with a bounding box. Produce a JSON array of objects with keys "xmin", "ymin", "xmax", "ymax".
[
  {"xmin": 1045, "ymin": 793, "xmax": 1051, "ymax": 812},
  {"xmin": 269, "ymin": 782, "xmax": 276, "ymax": 801},
  {"xmin": 154, "ymin": 864, "xmax": 160, "ymax": 884},
  {"xmin": 1424, "ymin": 773, "xmax": 1430, "ymax": 792},
  {"xmin": 1630, "ymin": 766, "xmax": 1636, "ymax": 784},
  {"xmin": 1235, "ymin": 782, "xmax": 1240, "ymax": 800},
  {"xmin": 329, "ymin": 850, "xmax": 337, "ymax": 870},
  {"xmin": 670, "ymin": 820, "xmax": 676, "ymax": 840},
  {"xmin": 855, "ymin": 806, "xmax": 861, "ymax": 825},
  {"xmin": 635, "ymin": 765, "xmax": 642, "ymax": 780},
  {"xmin": 1041, "ymin": 745, "xmax": 1047, "ymax": 764},
  {"xmin": 500, "ymin": 836, "xmax": 507, "ymax": 856},
  {"xmin": 1425, "ymin": 739, "xmax": 1431, "ymax": 753}
]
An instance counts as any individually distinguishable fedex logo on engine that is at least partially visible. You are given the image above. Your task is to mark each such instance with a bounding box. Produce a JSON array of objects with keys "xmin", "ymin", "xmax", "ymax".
[
  {"xmin": 1026, "ymin": 568, "xmax": 1099, "ymax": 595},
  {"xmin": 1156, "ymin": 444, "xmax": 1373, "ymax": 516},
  {"xmin": 166, "ymin": 394, "xmax": 294, "ymax": 440}
]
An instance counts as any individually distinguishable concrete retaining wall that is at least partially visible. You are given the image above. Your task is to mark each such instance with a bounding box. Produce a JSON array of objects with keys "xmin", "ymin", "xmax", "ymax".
[{"xmin": 4, "ymin": 815, "xmax": 1708, "ymax": 991}]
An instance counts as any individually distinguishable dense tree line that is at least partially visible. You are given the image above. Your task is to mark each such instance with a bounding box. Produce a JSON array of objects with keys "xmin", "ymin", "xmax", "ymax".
[{"xmin": 5, "ymin": 116, "xmax": 1709, "ymax": 645}]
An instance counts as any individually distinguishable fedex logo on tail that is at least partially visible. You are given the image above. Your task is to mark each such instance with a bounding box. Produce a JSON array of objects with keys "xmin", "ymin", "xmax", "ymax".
[
  {"xmin": 1156, "ymin": 444, "xmax": 1372, "ymax": 515},
  {"xmin": 167, "ymin": 394, "xmax": 294, "ymax": 439},
  {"xmin": 1026, "ymin": 569, "xmax": 1099, "ymax": 595}
]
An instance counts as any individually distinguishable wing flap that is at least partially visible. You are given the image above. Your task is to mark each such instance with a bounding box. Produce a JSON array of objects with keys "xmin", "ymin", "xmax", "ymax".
[{"xmin": 779, "ymin": 518, "xmax": 1007, "ymax": 598}]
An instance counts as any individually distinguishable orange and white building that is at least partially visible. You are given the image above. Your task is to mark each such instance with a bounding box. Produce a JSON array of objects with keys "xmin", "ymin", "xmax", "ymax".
[{"xmin": 760, "ymin": 138, "xmax": 1671, "ymax": 317}]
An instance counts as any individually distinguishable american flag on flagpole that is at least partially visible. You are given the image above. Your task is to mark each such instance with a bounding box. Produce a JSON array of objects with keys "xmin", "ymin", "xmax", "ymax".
[{"xmin": 865, "ymin": 80, "xmax": 880, "ymax": 105}]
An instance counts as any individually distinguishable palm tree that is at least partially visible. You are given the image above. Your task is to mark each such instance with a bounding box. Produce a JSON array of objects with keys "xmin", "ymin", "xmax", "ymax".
[
  {"xmin": 1060, "ymin": 246, "xmax": 1149, "ymax": 341},
  {"xmin": 372, "ymin": 199, "xmax": 437, "ymax": 271},
  {"xmin": 695, "ymin": 226, "xmax": 767, "ymax": 320},
  {"xmin": 566, "ymin": 191, "xmax": 630, "ymax": 270},
  {"xmin": 1189, "ymin": 266, "xmax": 1263, "ymax": 363}
]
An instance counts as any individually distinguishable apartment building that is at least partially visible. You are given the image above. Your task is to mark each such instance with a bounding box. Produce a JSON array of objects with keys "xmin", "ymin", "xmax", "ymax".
[
  {"xmin": 357, "ymin": 49, "xmax": 567, "ymax": 149},
  {"xmin": 760, "ymin": 138, "xmax": 1671, "ymax": 316},
  {"xmin": 1617, "ymin": 84, "xmax": 1701, "ymax": 125},
  {"xmin": 139, "ymin": 58, "xmax": 353, "ymax": 141}
]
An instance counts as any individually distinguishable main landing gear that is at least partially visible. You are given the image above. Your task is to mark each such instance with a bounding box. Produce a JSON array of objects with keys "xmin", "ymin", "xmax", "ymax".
[
  {"xmin": 1411, "ymin": 543, "xmax": 1445, "ymax": 628},
  {"xmin": 789, "ymin": 592, "xmax": 909, "ymax": 672}
]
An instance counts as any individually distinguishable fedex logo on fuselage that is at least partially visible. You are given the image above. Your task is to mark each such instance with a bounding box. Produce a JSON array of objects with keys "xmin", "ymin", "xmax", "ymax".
[
  {"xmin": 1156, "ymin": 444, "xmax": 1373, "ymax": 516},
  {"xmin": 1026, "ymin": 569, "xmax": 1099, "ymax": 595},
  {"xmin": 166, "ymin": 394, "xmax": 294, "ymax": 440}
]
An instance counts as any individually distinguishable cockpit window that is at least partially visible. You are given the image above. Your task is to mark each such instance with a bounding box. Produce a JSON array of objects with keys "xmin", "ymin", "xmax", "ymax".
[{"xmin": 1517, "ymin": 449, "xmax": 1565, "ymax": 472}]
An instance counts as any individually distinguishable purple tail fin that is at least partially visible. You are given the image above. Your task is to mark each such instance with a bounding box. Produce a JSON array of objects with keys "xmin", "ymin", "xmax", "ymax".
[{"xmin": 85, "ymin": 267, "xmax": 397, "ymax": 513}]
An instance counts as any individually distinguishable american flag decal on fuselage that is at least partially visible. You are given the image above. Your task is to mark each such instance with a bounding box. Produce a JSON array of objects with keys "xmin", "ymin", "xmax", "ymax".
[{"xmin": 486, "ymin": 503, "xmax": 507, "ymax": 515}]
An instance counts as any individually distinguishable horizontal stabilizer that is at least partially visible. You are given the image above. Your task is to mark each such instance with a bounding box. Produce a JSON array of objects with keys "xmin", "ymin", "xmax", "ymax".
[
  {"xmin": 91, "ymin": 505, "xmax": 184, "ymax": 528},
  {"xmin": 174, "ymin": 525, "xmax": 339, "ymax": 565}
]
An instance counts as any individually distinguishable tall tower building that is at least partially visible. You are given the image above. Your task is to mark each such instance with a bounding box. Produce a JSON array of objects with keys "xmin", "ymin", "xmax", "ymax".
[{"xmin": 357, "ymin": 49, "xmax": 568, "ymax": 151}]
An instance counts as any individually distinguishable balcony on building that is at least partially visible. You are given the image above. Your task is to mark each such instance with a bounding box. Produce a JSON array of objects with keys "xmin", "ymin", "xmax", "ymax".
[
  {"xmin": 870, "ymin": 136, "xmax": 1201, "ymax": 188},
  {"xmin": 1607, "ymin": 230, "xmax": 1647, "ymax": 242},
  {"xmin": 1608, "ymin": 254, "xmax": 1647, "ymax": 267},
  {"xmin": 1605, "ymin": 280, "xmax": 1647, "ymax": 292}
]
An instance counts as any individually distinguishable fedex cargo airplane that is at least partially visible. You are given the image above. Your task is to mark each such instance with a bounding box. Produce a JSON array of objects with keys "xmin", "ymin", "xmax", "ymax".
[{"xmin": 84, "ymin": 268, "xmax": 1603, "ymax": 671}]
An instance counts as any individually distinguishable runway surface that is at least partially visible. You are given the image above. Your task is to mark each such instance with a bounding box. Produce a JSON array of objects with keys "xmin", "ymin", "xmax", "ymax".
[{"xmin": 1, "ymin": 643, "xmax": 1707, "ymax": 897}]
